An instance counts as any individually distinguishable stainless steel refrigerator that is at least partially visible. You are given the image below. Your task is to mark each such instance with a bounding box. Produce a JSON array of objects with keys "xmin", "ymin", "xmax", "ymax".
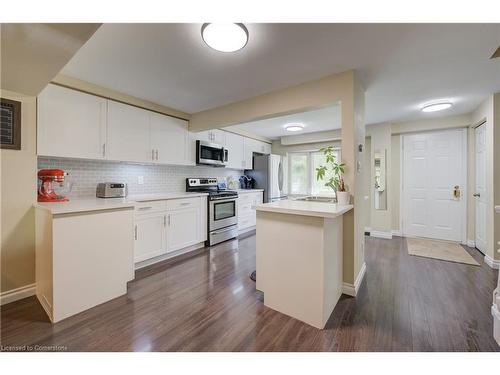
[{"xmin": 246, "ymin": 154, "xmax": 287, "ymax": 203}]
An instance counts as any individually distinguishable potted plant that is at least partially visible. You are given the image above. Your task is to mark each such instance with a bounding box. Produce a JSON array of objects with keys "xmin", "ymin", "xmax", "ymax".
[{"xmin": 315, "ymin": 146, "xmax": 350, "ymax": 205}]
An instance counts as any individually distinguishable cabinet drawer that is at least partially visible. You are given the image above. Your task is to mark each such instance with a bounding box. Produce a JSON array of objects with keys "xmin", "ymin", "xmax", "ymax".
[
  {"xmin": 166, "ymin": 197, "xmax": 201, "ymax": 211},
  {"xmin": 135, "ymin": 200, "xmax": 167, "ymax": 213}
]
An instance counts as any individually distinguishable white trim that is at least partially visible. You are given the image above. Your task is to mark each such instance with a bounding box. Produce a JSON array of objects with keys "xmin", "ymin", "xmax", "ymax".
[
  {"xmin": 391, "ymin": 229, "xmax": 402, "ymax": 237},
  {"xmin": 0, "ymin": 283, "xmax": 36, "ymax": 306},
  {"xmin": 484, "ymin": 255, "xmax": 500, "ymax": 269},
  {"xmin": 401, "ymin": 129, "xmax": 467, "ymax": 242},
  {"xmin": 370, "ymin": 230, "xmax": 393, "ymax": 239},
  {"xmin": 342, "ymin": 262, "xmax": 366, "ymax": 297},
  {"xmin": 492, "ymin": 303, "xmax": 500, "ymax": 346},
  {"xmin": 466, "ymin": 239, "xmax": 476, "ymax": 248}
]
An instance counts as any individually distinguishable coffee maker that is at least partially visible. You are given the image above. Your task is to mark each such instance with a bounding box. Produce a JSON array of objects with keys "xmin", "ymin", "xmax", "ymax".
[
  {"xmin": 239, "ymin": 175, "xmax": 255, "ymax": 189},
  {"xmin": 37, "ymin": 169, "xmax": 72, "ymax": 202}
]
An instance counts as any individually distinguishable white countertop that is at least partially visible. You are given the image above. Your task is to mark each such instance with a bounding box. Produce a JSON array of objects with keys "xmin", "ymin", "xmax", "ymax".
[
  {"xmin": 233, "ymin": 189, "xmax": 264, "ymax": 194},
  {"xmin": 255, "ymin": 200, "xmax": 353, "ymax": 219},
  {"xmin": 34, "ymin": 192, "xmax": 209, "ymax": 215},
  {"xmin": 128, "ymin": 192, "xmax": 208, "ymax": 201}
]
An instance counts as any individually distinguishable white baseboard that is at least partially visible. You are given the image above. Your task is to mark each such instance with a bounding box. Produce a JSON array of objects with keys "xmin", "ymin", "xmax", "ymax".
[
  {"xmin": 391, "ymin": 229, "xmax": 402, "ymax": 237},
  {"xmin": 0, "ymin": 283, "xmax": 36, "ymax": 306},
  {"xmin": 342, "ymin": 262, "xmax": 366, "ymax": 297},
  {"xmin": 466, "ymin": 239, "xmax": 476, "ymax": 248},
  {"xmin": 370, "ymin": 230, "xmax": 393, "ymax": 239},
  {"xmin": 484, "ymin": 255, "xmax": 500, "ymax": 269}
]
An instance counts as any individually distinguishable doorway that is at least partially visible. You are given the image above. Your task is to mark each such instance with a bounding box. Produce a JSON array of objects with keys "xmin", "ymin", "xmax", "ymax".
[
  {"xmin": 401, "ymin": 129, "xmax": 467, "ymax": 242},
  {"xmin": 474, "ymin": 123, "xmax": 487, "ymax": 253}
]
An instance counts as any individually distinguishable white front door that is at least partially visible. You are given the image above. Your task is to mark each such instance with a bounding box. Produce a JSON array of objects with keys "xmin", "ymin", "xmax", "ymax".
[
  {"xmin": 402, "ymin": 129, "xmax": 466, "ymax": 242},
  {"xmin": 474, "ymin": 123, "xmax": 487, "ymax": 253}
]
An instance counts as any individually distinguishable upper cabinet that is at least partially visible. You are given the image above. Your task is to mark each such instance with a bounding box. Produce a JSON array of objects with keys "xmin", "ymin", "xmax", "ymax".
[
  {"xmin": 37, "ymin": 84, "xmax": 107, "ymax": 159},
  {"xmin": 196, "ymin": 129, "xmax": 226, "ymax": 145},
  {"xmin": 107, "ymin": 101, "xmax": 151, "ymax": 163},
  {"xmin": 224, "ymin": 132, "xmax": 246, "ymax": 169},
  {"xmin": 37, "ymin": 85, "xmax": 271, "ymax": 169},
  {"xmin": 150, "ymin": 112, "xmax": 191, "ymax": 166}
]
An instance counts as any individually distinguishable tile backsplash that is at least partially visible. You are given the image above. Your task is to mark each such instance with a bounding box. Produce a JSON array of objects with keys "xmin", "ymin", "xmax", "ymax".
[{"xmin": 38, "ymin": 158, "xmax": 243, "ymax": 198}]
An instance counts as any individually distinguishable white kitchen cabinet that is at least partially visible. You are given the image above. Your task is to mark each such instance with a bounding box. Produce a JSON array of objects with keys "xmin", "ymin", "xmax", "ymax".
[
  {"xmin": 134, "ymin": 196, "xmax": 207, "ymax": 265},
  {"xmin": 107, "ymin": 101, "xmax": 151, "ymax": 162},
  {"xmin": 237, "ymin": 191, "xmax": 264, "ymax": 231},
  {"xmin": 166, "ymin": 207, "xmax": 199, "ymax": 252},
  {"xmin": 134, "ymin": 211, "xmax": 167, "ymax": 262},
  {"xmin": 150, "ymin": 112, "xmax": 190, "ymax": 165},
  {"xmin": 195, "ymin": 129, "xmax": 226, "ymax": 144},
  {"xmin": 224, "ymin": 131, "xmax": 246, "ymax": 169},
  {"xmin": 37, "ymin": 84, "xmax": 107, "ymax": 159},
  {"xmin": 243, "ymin": 138, "xmax": 272, "ymax": 169}
]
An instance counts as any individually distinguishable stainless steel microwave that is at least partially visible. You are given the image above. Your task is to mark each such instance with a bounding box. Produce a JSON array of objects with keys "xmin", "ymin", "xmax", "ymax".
[{"xmin": 196, "ymin": 140, "xmax": 228, "ymax": 167}]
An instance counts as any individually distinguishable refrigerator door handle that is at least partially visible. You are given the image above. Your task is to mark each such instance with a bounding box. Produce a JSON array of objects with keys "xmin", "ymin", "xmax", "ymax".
[{"xmin": 278, "ymin": 159, "xmax": 284, "ymax": 193}]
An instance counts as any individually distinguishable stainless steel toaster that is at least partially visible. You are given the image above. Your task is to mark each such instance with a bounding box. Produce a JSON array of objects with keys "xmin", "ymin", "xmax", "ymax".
[{"xmin": 96, "ymin": 182, "xmax": 128, "ymax": 198}]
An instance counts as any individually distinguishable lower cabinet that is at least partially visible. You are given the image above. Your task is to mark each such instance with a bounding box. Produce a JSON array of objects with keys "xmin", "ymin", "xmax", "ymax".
[
  {"xmin": 237, "ymin": 191, "xmax": 264, "ymax": 232},
  {"xmin": 166, "ymin": 207, "xmax": 200, "ymax": 252},
  {"xmin": 134, "ymin": 196, "xmax": 207, "ymax": 265},
  {"xmin": 134, "ymin": 212, "xmax": 167, "ymax": 263}
]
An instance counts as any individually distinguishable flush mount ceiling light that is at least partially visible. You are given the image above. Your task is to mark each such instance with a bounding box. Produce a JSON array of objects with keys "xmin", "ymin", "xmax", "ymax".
[
  {"xmin": 285, "ymin": 123, "xmax": 305, "ymax": 132},
  {"xmin": 201, "ymin": 23, "xmax": 249, "ymax": 52},
  {"xmin": 421, "ymin": 102, "xmax": 453, "ymax": 113}
]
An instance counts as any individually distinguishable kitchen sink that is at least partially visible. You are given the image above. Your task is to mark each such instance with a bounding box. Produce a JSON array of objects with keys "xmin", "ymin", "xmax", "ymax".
[{"xmin": 296, "ymin": 196, "xmax": 337, "ymax": 203}]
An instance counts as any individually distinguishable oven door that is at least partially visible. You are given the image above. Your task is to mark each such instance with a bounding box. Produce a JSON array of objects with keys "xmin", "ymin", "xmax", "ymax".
[
  {"xmin": 197, "ymin": 140, "xmax": 226, "ymax": 166},
  {"xmin": 209, "ymin": 197, "xmax": 238, "ymax": 231}
]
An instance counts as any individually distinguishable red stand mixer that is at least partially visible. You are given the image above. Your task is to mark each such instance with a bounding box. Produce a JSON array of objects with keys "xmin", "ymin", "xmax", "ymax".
[{"xmin": 37, "ymin": 169, "xmax": 71, "ymax": 202}]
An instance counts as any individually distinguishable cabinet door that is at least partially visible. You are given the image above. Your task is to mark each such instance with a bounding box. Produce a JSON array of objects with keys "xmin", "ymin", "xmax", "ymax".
[
  {"xmin": 107, "ymin": 101, "xmax": 151, "ymax": 162},
  {"xmin": 166, "ymin": 207, "xmax": 200, "ymax": 252},
  {"xmin": 243, "ymin": 137, "xmax": 258, "ymax": 169},
  {"xmin": 224, "ymin": 131, "xmax": 246, "ymax": 169},
  {"xmin": 37, "ymin": 84, "xmax": 107, "ymax": 159},
  {"xmin": 150, "ymin": 112, "xmax": 189, "ymax": 165},
  {"xmin": 211, "ymin": 130, "xmax": 226, "ymax": 145},
  {"xmin": 263, "ymin": 142, "xmax": 272, "ymax": 155},
  {"xmin": 134, "ymin": 212, "xmax": 167, "ymax": 262}
]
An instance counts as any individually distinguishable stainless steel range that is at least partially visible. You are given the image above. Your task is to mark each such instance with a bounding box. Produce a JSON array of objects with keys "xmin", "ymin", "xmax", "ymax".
[{"xmin": 186, "ymin": 178, "xmax": 238, "ymax": 246}]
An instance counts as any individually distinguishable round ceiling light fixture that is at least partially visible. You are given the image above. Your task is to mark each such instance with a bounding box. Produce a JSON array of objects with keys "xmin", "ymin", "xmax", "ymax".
[
  {"xmin": 201, "ymin": 23, "xmax": 249, "ymax": 52},
  {"xmin": 285, "ymin": 123, "xmax": 305, "ymax": 132},
  {"xmin": 421, "ymin": 101, "xmax": 453, "ymax": 113}
]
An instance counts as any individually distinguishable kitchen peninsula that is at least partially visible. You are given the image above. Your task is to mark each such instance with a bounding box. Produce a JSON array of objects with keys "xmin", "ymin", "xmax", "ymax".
[{"xmin": 255, "ymin": 200, "xmax": 353, "ymax": 329}]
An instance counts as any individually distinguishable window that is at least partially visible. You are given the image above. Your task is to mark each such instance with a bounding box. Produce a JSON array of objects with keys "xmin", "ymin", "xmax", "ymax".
[{"xmin": 288, "ymin": 148, "xmax": 341, "ymax": 196}]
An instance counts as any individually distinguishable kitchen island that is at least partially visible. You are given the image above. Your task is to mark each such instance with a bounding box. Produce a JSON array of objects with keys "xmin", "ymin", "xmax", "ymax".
[{"xmin": 255, "ymin": 200, "xmax": 353, "ymax": 329}]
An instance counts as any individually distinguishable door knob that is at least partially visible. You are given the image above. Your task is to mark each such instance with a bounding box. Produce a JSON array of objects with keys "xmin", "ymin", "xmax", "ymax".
[
  {"xmin": 453, "ymin": 185, "xmax": 461, "ymax": 199},
  {"xmin": 473, "ymin": 193, "xmax": 480, "ymax": 197}
]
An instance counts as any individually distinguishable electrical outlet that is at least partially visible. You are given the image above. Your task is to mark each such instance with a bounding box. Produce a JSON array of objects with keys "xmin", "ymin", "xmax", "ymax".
[{"xmin": 137, "ymin": 176, "xmax": 144, "ymax": 185}]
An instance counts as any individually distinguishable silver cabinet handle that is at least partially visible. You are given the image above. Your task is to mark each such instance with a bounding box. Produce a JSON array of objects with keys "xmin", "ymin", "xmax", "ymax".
[
  {"xmin": 138, "ymin": 206, "xmax": 152, "ymax": 211},
  {"xmin": 163, "ymin": 215, "xmax": 167, "ymax": 227},
  {"xmin": 180, "ymin": 202, "xmax": 190, "ymax": 206},
  {"xmin": 473, "ymin": 193, "xmax": 480, "ymax": 197},
  {"xmin": 134, "ymin": 225, "xmax": 137, "ymax": 240},
  {"xmin": 168, "ymin": 214, "xmax": 171, "ymax": 226},
  {"xmin": 102, "ymin": 144, "xmax": 106, "ymax": 157}
]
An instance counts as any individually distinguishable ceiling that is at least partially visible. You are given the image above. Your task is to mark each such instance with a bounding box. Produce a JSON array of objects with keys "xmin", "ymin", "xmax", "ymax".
[
  {"xmin": 226, "ymin": 105, "xmax": 341, "ymax": 140},
  {"xmin": 62, "ymin": 23, "xmax": 500, "ymax": 124}
]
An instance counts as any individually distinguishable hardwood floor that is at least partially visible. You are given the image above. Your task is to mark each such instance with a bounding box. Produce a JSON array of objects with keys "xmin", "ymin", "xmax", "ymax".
[{"xmin": 1, "ymin": 235, "xmax": 498, "ymax": 351}]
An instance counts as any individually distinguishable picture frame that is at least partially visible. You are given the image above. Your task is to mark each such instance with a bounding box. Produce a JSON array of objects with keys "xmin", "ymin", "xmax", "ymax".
[{"xmin": 0, "ymin": 97, "xmax": 22, "ymax": 150}]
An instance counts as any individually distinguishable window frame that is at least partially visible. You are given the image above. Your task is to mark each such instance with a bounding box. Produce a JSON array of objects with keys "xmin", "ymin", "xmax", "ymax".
[{"xmin": 287, "ymin": 147, "xmax": 341, "ymax": 196}]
